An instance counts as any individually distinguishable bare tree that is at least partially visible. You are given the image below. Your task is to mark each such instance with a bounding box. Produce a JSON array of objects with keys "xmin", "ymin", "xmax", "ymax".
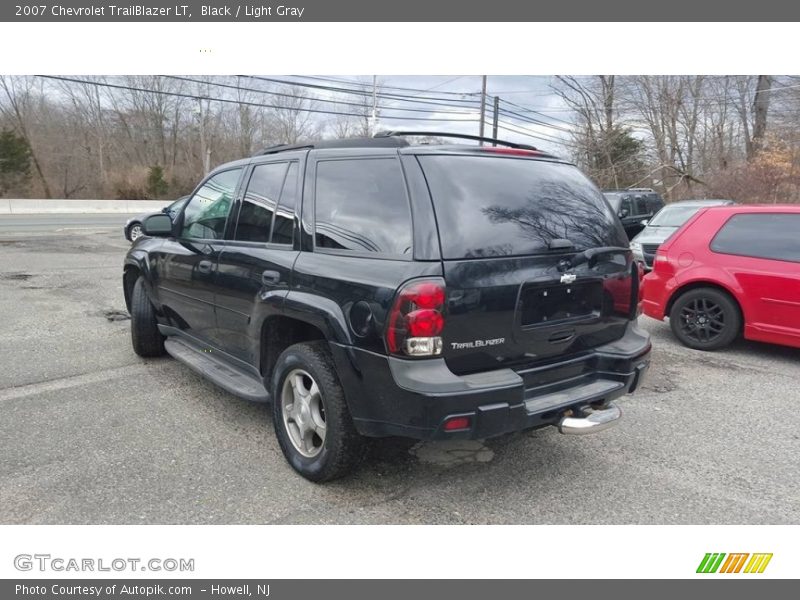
[
  {"xmin": 57, "ymin": 76, "xmax": 111, "ymax": 191},
  {"xmin": 325, "ymin": 78, "xmax": 382, "ymax": 139},
  {"xmin": 752, "ymin": 75, "xmax": 772, "ymax": 155},
  {"xmin": 553, "ymin": 76, "xmax": 647, "ymax": 188},
  {"xmin": 264, "ymin": 85, "xmax": 320, "ymax": 145},
  {"xmin": 0, "ymin": 75, "xmax": 796, "ymax": 203}
]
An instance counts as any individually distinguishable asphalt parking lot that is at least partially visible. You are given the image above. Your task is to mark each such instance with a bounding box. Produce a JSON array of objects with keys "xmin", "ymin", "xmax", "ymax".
[{"xmin": 0, "ymin": 215, "xmax": 798, "ymax": 524}]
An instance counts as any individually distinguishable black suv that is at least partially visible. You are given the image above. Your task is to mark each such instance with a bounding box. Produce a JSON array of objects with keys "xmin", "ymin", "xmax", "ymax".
[
  {"xmin": 603, "ymin": 188, "xmax": 665, "ymax": 239},
  {"xmin": 123, "ymin": 132, "xmax": 651, "ymax": 481}
]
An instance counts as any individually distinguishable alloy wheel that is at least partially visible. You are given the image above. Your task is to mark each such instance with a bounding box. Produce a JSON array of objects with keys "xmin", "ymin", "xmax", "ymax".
[
  {"xmin": 280, "ymin": 369, "xmax": 327, "ymax": 458},
  {"xmin": 679, "ymin": 297, "xmax": 725, "ymax": 344}
]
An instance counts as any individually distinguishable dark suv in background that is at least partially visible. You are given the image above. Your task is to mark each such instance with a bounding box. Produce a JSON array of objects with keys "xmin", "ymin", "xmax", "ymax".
[
  {"xmin": 603, "ymin": 188, "xmax": 665, "ymax": 239},
  {"xmin": 123, "ymin": 132, "xmax": 652, "ymax": 481}
]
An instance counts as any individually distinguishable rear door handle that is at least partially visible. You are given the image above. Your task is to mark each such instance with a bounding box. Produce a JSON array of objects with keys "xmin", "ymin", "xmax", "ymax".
[
  {"xmin": 548, "ymin": 330, "xmax": 575, "ymax": 344},
  {"xmin": 197, "ymin": 260, "xmax": 213, "ymax": 274},
  {"xmin": 262, "ymin": 270, "xmax": 281, "ymax": 285}
]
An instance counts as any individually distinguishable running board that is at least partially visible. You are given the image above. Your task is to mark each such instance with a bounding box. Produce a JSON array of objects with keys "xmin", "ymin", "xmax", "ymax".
[{"xmin": 164, "ymin": 338, "xmax": 270, "ymax": 403}]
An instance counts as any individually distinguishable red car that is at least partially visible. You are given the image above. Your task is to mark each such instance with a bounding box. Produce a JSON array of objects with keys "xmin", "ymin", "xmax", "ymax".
[{"xmin": 642, "ymin": 205, "xmax": 800, "ymax": 351}]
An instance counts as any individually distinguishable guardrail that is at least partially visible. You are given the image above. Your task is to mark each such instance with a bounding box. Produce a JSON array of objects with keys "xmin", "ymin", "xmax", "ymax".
[{"xmin": 0, "ymin": 199, "xmax": 168, "ymax": 214}]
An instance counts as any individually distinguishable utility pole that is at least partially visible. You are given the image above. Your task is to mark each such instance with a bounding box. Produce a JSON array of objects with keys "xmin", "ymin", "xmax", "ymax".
[
  {"xmin": 478, "ymin": 75, "xmax": 487, "ymax": 145},
  {"xmin": 370, "ymin": 75, "xmax": 378, "ymax": 136},
  {"xmin": 492, "ymin": 96, "xmax": 500, "ymax": 145}
]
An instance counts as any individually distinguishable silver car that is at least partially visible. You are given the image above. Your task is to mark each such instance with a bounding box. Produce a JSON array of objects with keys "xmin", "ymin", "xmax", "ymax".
[{"xmin": 630, "ymin": 199, "xmax": 735, "ymax": 269}]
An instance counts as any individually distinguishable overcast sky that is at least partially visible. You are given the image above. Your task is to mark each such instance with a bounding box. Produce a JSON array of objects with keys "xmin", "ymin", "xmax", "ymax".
[{"xmin": 280, "ymin": 75, "xmax": 576, "ymax": 155}]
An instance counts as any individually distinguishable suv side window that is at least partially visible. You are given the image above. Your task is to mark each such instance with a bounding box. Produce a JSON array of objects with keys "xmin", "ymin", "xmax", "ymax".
[
  {"xmin": 619, "ymin": 196, "xmax": 633, "ymax": 217},
  {"xmin": 634, "ymin": 196, "xmax": 648, "ymax": 216},
  {"xmin": 181, "ymin": 168, "xmax": 242, "ymax": 240},
  {"xmin": 711, "ymin": 213, "xmax": 800, "ymax": 263},
  {"xmin": 271, "ymin": 162, "xmax": 299, "ymax": 246},
  {"xmin": 314, "ymin": 158, "xmax": 412, "ymax": 257},
  {"xmin": 234, "ymin": 162, "xmax": 289, "ymax": 243}
]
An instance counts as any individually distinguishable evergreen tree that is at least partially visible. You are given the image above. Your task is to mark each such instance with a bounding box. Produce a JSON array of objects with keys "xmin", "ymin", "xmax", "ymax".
[{"xmin": 0, "ymin": 128, "xmax": 32, "ymax": 196}]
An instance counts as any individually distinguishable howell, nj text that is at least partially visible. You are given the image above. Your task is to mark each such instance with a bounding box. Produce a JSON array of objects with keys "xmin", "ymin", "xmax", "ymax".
[{"xmin": 211, "ymin": 584, "xmax": 271, "ymax": 596}]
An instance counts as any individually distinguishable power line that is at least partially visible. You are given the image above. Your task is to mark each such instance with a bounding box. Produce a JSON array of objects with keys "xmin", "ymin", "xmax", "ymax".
[
  {"xmin": 287, "ymin": 74, "xmax": 483, "ymax": 98},
  {"xmin": 42, "ymin": 75, "xmax": 580, "ymax": 147},
  {"xmin": 244, "ymin": 75, "xmax": 484, "ymax": 106},
  {"xmin": 164, "ymin": 75, "xmax": 481, "ymax": 117},
  {"xmin": 36, "ymin": 75, "xmax": 483, "ymax": 124},
  {"xmin": 203, "ymin": 76, "xmax": 572, "ymax": 143},
  {"xmin": 493, "ymin": 123, "xmax": 563, "ymax": 150},
  {"xmin": 245, "ymin": 75, "xmax": 493, "ymax": 121},
  {"xmin": 290, "ymin": 74, "xmax": 568, "ymax": 100},
  {"xmin": 423, "ymin": 76, "xmax": 467, "ymax": 91},
  {"xmin": 499, "ymin": 97, "xmax": 577, "ymax": 125},
  {"xmin": 497, "ymin": 106, "xmax": 574, "ymax": 134},
  {"xmin": 493, "ymin": 120, "xmax": 577, "ymax": 150}
]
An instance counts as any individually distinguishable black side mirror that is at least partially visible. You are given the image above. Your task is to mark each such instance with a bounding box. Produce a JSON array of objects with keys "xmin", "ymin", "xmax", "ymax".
[{"xmin": 142, "ymin": 214, "xmax": 173, "ymax": 237}]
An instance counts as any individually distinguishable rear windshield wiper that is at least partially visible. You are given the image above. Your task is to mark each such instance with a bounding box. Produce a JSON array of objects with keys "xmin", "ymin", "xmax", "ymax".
[
  {"xmin": 568, "ymin": 246, "xmax": 630, "ymax": 268},
  {"xmin": 548, "ymin": 240, "xmax": 630, "ymax": 268},
  {"xmin": 548, "ymin": 238, "xmax": 575, "ymax": 251}
]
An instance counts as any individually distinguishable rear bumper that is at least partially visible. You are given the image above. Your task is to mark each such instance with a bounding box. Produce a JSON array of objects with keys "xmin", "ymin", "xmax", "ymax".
[
  {"xmin": 641, "ymin": 271, "xmax": 670, "ymax": 320},
  {"xmin": 642, "ymin": 298, "xmax": 666, "ymax": 320},
  {"xmin": 330, "ymin": 321, "xmax": 651, "ymax": 441}
]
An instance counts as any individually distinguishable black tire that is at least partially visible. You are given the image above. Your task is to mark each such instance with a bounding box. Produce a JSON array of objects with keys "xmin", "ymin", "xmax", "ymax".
[
  {"xmin": 669, "ymin": 287, "xmax": 740, "ymax": 351},
  {"xmin": 128, "ymin": 222, "xmax": 143, "ymax": 242},
  {"xmin": 271, "ymin": 341, "xmax": 365, "ymax": 482},
  {"xmin": 130, "ymin": 277, "xmax": 166, "ymax": 357}
]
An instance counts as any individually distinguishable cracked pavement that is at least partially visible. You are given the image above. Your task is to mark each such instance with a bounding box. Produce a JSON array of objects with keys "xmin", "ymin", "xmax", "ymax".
[{"xmin": 0, "ymin": 215, "xmax": 799, "ymax": 524}]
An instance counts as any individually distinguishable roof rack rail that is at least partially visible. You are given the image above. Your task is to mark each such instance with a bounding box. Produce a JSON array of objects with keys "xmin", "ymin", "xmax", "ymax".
[
  {"xmin": 257, "ymin": 142, "xmax": 314, "ymax": 155},
  {"xmin": 255, "ymin": 136, "xmax": 409, "ymax": 156},
  {"xmin": 374, "ymin": 130, "xmax": 539, "ymax": 151}
]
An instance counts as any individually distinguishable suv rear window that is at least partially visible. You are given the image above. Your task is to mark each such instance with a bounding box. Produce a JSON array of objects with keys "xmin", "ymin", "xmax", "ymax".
[{"xmin": 419, "ymin": 156, "xmax": 626, "ymax": 259}]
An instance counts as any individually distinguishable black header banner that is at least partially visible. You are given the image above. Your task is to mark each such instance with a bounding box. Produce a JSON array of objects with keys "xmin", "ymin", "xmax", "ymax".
[{"xmin": 3, "ymin": 0, "xmax": 800, "ymax": 21}]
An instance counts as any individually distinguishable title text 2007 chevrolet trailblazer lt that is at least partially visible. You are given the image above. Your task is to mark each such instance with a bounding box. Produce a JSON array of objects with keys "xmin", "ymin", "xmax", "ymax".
[{"xmin": 123, "ymin": 132, "xmax": 651, "ymax": 481}]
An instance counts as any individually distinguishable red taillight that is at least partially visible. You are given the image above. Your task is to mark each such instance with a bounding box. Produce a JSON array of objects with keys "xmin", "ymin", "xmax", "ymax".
[
  {"xmin": 443, "ymin": 416, "xmax": 471, "ymax": 431},
  {"xmin": 407, "ymin": 309, "xmax": 444, "ymax": 337},
  {"xmin": 636, "ymin": 261, "xmax": 645, "ymax": 316},
  {"xmin": 653, "ymin": 250, "xmax": 673, "ymax": 273},
  {"xmin": 386, "ymin": 278, "xmax": 446, "ymax": 357},
  {"xmin": 406, "ymin": 282, "xmax": 445, "ymax": 309}
]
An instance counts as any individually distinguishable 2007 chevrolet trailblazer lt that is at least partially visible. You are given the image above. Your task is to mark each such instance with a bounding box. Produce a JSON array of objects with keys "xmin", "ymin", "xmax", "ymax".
[{"xmin": 123, "ymin": 132, "xmax": 651, "ymax": 481}]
